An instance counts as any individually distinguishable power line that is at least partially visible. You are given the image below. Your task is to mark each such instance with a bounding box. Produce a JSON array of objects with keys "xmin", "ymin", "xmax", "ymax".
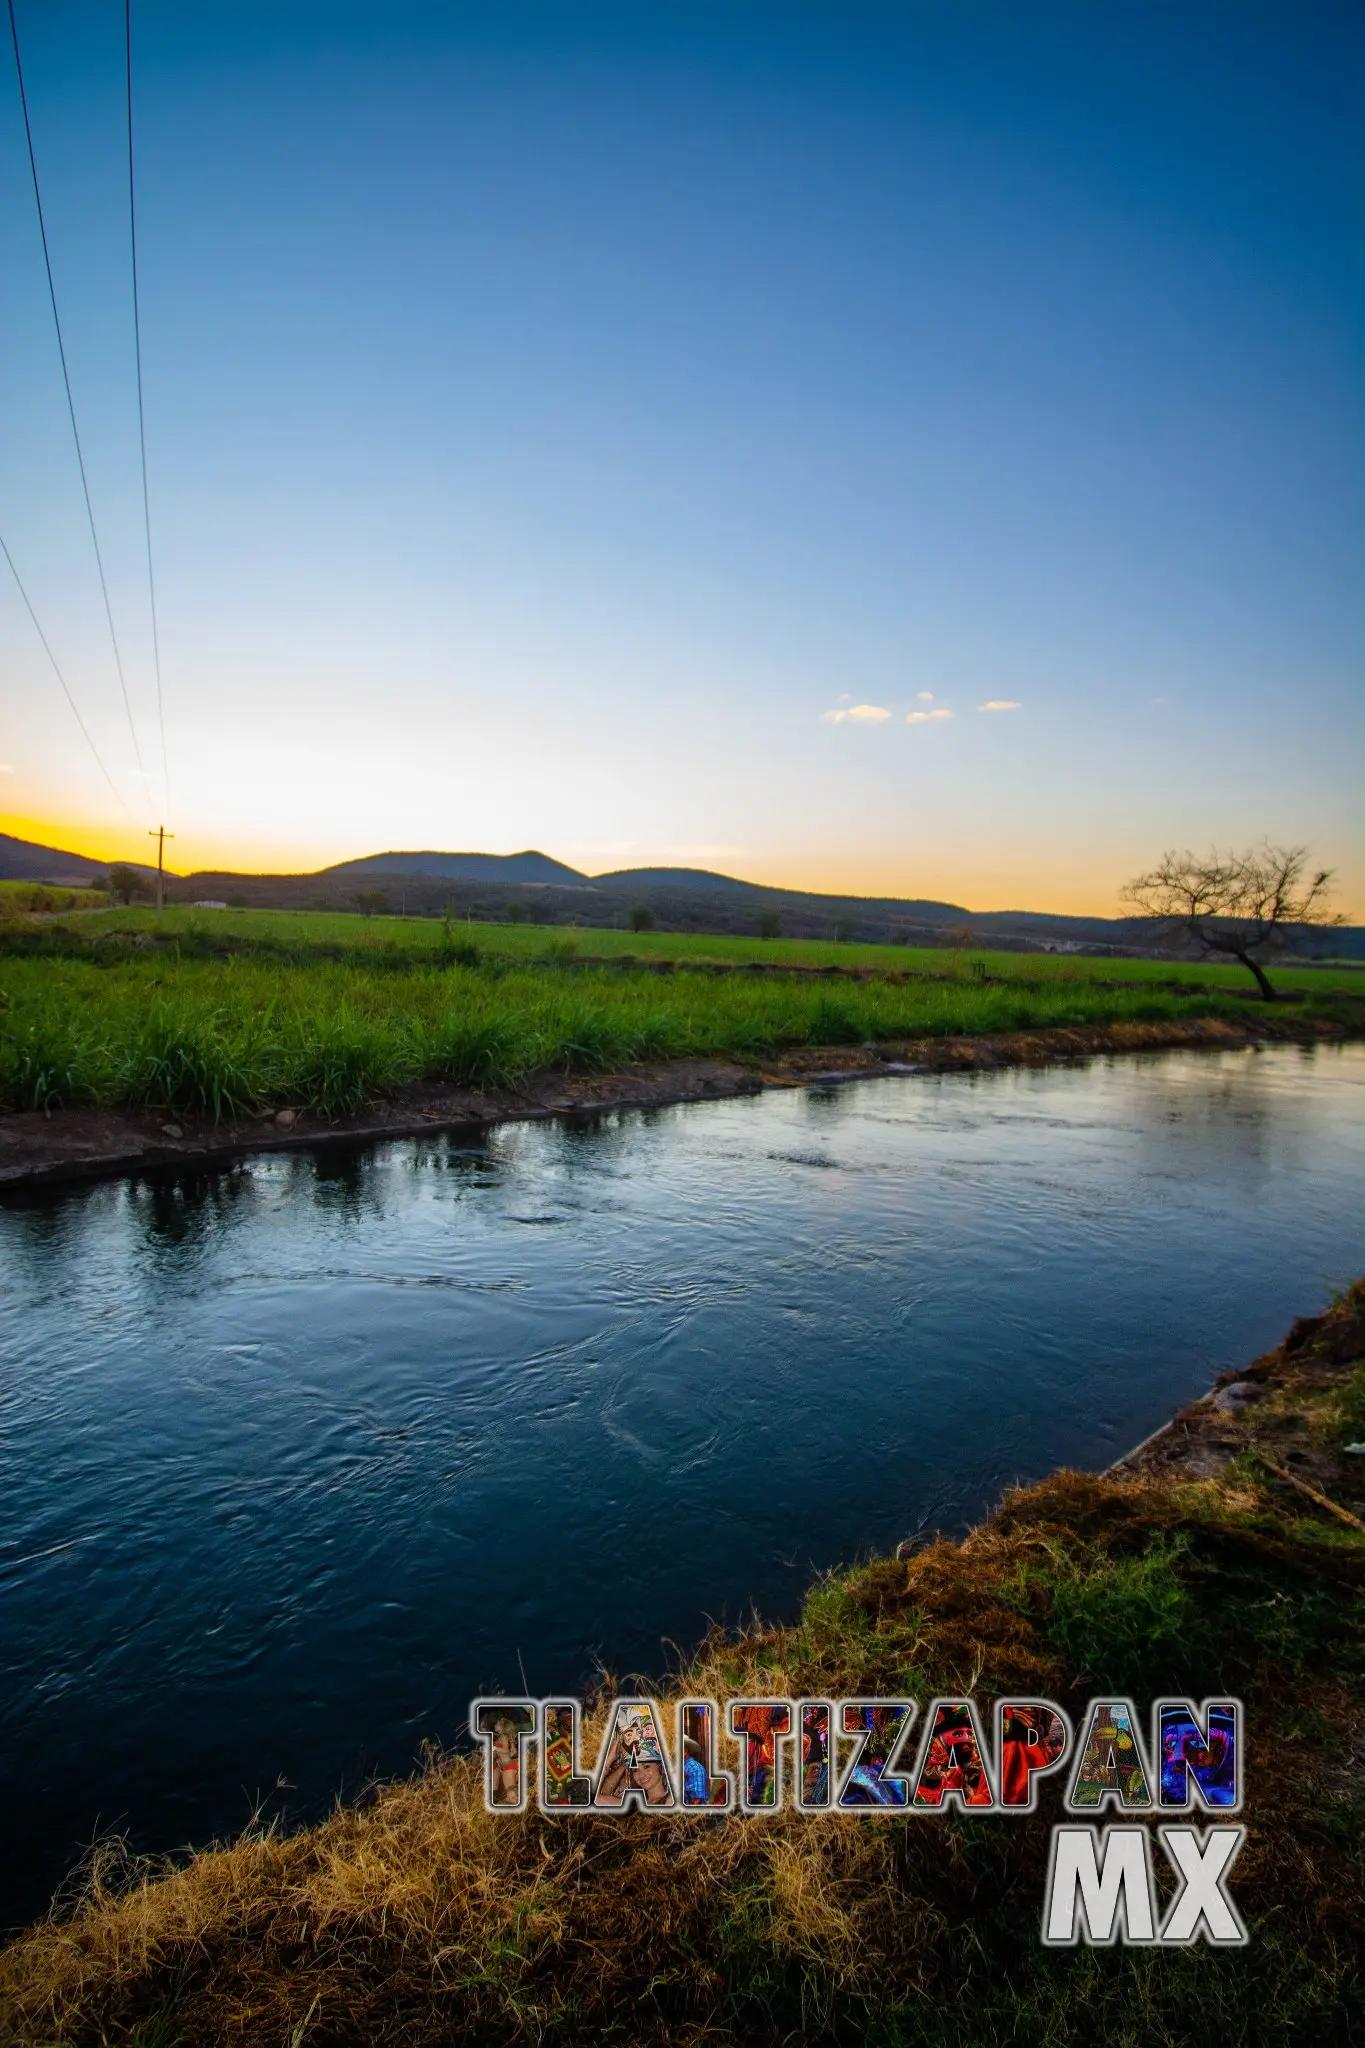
[
  {"xmin": 6, "ymin": 0, "xmax": 150, "ymax": 808},
  {"xmin": 0, "ymin": 528, "xmax": 138, "ymax": 825},
  {"xmin": 125, "ymin": 0, "xmax": 169, "ymax": 822}
]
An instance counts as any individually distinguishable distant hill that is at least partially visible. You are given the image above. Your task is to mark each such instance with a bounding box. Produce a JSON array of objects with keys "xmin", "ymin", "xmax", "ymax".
[
  {"xmin": 0, "ymin": 831, "xmax": 164, "ymax": 885},
  {"xmin": 595, "ymin": 866, "xmax": 754, "ymax": 892},
  {"xmin": 320, "ymin": 849, "xmax": 591, "ymax": 885},
  {"xmin": 0, "ymin": 831, "xmax": 102, "ymax": 884}
]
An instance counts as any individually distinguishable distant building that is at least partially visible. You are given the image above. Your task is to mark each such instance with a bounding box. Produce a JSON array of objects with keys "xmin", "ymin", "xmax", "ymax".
[{"xmin": 191, "ymin": 899, "xmax": 229, "ymax": 910}]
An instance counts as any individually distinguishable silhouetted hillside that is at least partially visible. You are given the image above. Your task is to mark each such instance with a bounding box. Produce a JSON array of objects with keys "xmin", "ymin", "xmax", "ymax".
[
  {"xmin": 4, "ymin": 829, "xmax": 1361, "ymax": 958},
  {"xmin": 0, "ymin": 832, "xmax": 164, "ymax": 885},
  {"xmin": 594, "ymin": 866, "xmax": 755, "ymax": 893},
  {"xmin": 320, "ymin": 850, "xmax": 589, "ymax": 885}
]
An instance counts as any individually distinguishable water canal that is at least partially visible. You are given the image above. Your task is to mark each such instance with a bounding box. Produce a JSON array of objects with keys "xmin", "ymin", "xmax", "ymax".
[{"xmin": 3, "ymin": 1042, "xmax": 1362, "ymax": 1926}]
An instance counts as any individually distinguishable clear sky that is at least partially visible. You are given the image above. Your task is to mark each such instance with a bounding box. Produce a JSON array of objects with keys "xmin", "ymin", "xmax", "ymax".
[{"xmin": 2, "ymin": 1, "xmax": 1361, "ymax": 913}]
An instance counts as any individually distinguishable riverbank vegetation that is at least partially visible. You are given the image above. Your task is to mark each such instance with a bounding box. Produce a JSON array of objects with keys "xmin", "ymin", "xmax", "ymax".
[
  {"xmin": 2, "ymin": 911, "xmax": 1362, "ymax": 1121},
  {"xmin": 2, "ymin": 1283, "xmax": 1362, "ymax": 2046}
]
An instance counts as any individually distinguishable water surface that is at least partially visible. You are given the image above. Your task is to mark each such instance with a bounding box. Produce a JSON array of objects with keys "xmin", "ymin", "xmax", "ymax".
[{"xmin": 2, "ymin": 1043, "xmax": 1362, "ymax": 1927}]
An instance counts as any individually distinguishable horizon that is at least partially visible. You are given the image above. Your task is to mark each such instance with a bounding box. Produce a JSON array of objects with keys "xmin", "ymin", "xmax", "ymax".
[
  {"xmin": 4, "ymin": 813, "xmax": 1363, "ymax": 925},
  {"xmin": 8, "ymin": 820, "xmax": 1365, "ymax": 930},
  {"xmin": 3, "ymin": 2, "xmax": 1362, "ymax": 916}
]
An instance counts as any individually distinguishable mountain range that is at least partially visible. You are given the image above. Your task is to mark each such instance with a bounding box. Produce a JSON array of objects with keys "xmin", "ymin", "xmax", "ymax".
[{"xmin": 3, "ymin": 830, "xmax": 1360, "ymax": 958}]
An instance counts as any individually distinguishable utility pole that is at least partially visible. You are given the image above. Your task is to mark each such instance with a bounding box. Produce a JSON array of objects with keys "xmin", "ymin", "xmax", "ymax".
[{"xmin": 149, "ymin": 824, "xmax": 174, "ymax": 914}]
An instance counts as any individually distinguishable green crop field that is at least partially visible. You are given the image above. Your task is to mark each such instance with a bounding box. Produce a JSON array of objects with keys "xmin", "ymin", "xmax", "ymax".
[
  {"xmin": 0, "ymin": 881, "xmax": 109, "ymax": 915},
  {"xmin": 1, "ymin": 906, "xmax": 1360, "ymax": 1120},
  {"xmin": 67, "ymin": 902, "xmax": 1365, "ymax": 991}
]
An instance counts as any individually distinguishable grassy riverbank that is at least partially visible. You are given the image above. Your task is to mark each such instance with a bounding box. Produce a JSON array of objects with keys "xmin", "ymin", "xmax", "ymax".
[
  {"xmin": 3, "ymin": 913, "xmax": 1361, "ymax": 1120},
  {"xmin": 3, "ymin": 1285, "xmax": 1363, "ymax": 2047}
]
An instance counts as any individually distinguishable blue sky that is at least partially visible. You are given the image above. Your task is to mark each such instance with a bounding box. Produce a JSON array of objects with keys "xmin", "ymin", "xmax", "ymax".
[{"xmin": 1, "ymin": 1, "xmax": 1361, "ymax": 911}]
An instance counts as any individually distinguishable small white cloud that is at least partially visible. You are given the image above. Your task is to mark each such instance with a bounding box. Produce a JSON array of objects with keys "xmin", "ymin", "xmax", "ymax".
[
  {"xmin": 820, "ymin": 703, "xmax": 892, "ymax": 724},
  {"xmin": 916, "ymin": 690, "xmax": 934, "ymax": 702},
  {"xmin": 0, "ymin": 763, "xmax": 13, "ymax": 774},
  {"xmin": 906, "ymin": 707, "xmax": 952, "ymax": 724},
  {"xmin": 978, "ymin": 700, "xmax": 1022, "ymax": 712}
]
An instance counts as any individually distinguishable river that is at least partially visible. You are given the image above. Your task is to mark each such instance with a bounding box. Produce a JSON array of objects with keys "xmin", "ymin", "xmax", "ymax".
[{"xmin": 2, "ymin": 1041, "xmax": 1362, "ymax": 1928}]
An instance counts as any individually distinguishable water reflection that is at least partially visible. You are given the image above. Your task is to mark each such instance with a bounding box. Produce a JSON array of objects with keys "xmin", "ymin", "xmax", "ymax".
[
  {"xmin": 1, "ymin": 1044, "xmax": 1362, "ymax": 1930},
  {"xmin": 134, "ymin": 1164, "xmax": 256, "ymax": 1253}
]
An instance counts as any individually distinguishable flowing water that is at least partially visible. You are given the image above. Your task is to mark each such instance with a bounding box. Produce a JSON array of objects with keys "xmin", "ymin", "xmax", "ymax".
[{"xmin": 2, "ymin": 1042, "xmax": 1362, "ymax": 1927}]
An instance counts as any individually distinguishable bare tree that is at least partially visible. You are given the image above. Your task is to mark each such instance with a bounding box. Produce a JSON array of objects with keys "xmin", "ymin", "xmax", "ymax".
[{"xmin": 1122, "ymin": 843, "xmax": 1345, "ymax": 998}]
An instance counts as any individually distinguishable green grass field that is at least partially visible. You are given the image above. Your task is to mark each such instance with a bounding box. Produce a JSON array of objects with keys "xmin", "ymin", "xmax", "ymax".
[
  {"xmin": 67, "ymin": 901, "xmax": 1365, "ymax": 991},
  {"xmin": 1, "ymin": 906, "xmax": 1360, "ymax": 1119}
]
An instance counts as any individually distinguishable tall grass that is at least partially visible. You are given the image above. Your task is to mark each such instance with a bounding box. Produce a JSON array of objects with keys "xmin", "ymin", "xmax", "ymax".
[{"xmin": 0, "ymin": 947, "xmax": 1301, "ymax": 1118}]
